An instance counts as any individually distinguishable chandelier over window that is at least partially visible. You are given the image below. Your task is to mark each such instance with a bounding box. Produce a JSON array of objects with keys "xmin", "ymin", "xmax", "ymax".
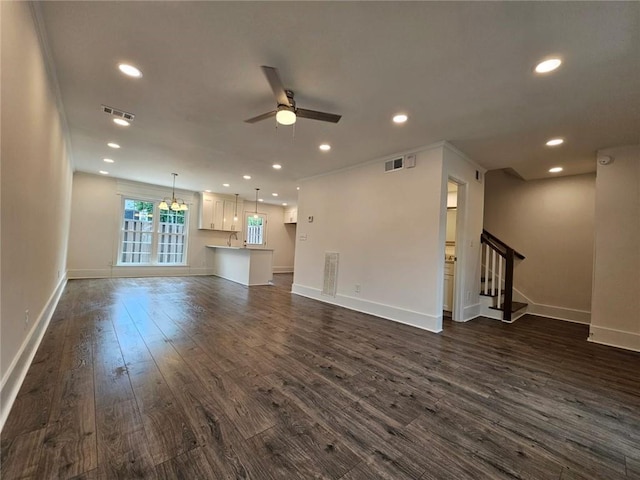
[{"xmin": 159, "ymin": 173, "xmax": 188, "ymax": 211}]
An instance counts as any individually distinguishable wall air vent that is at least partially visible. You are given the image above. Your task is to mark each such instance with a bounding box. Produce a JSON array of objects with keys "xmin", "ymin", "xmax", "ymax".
[
  {"xmin": 322, "ymin": 252, "xmax": 339, "ymax": 297},
  {"xmin": 101, "ymin": 104, "xmax": 135, "ymax": 121},
  {"xmin": 384, "ymin": 156, "xmax": 404, "ymax": 173}
]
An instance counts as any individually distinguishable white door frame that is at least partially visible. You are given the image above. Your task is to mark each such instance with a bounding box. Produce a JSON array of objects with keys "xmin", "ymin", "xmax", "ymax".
[
  {"xmin": 244, "ymin": 211, "xmax": 268, "ymax": 248},
  {"xmin": 445, "ymin": 177, "xmax": 467, "ymax": 323}
]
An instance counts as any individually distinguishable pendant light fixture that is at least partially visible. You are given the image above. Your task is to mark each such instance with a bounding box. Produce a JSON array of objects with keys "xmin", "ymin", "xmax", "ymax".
[
  {"xmin": 159, "ymin": 173, "xmax": 188, "ymax": 211},
  {"xmin": 253, "ymin": 188, "xmax": 260, "ymax": 218},
  {"xmin": 233, "ymin": 193, "xmax": 239, "ymax": 222}
]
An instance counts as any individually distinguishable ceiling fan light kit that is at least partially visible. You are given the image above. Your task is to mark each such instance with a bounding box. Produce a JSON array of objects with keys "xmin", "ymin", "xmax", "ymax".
[
  {"xmin": 245, "ymin": 66, "xmax": 341, "ymax": 125},
  {"xmin": 276, "ymin": 105, "xmax": 297, "ymax": 125}
]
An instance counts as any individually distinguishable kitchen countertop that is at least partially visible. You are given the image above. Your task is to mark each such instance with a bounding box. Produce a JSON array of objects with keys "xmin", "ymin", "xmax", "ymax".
[{"xmin": 206, "ymin": 245, "xmax": 274, "ymax": 251}]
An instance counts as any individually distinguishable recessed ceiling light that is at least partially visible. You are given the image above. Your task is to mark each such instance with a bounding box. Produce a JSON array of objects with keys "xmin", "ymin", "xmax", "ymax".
[
  {"xmin": 272, "ymin": 193, "xmax": 278, "ymax": 197},
  {"xmin": 296, "ymin": 186, "xmax": 300, "ymax": 190},
  {"xmin": 222, "ymin": 183, "xmax": 230, "ymax": 187},
  {"xmin": 118, "ymin": 63, "xmax": 143, "ymax": 78},
  {"xmin": 546, "ymin": 138, "xmax": 564, "ymax": 146},
  {"xmin": 549, "ymin": 167, "xmax": 563, "ymax": 173},
  {"xmin": 107, "ymin": 142, "xmax": 120, "ymax": 149},
  {"xmin": 243, "ymin": 175, "xmax": 251, "ymax": 180},
  {"xmin": 99, "ymin": 170, "xmax": 109, "ymax": 175},
  {"xmin": 113, "ymin": 118, "xmax": 130, "ymax": 127},
  {"xmin": 393, "ymin": 114, "xmax": 408, "ymax": 124},
  {"xmin": 319, "ymin": 144, "xmax": 331, "ymax": 151},
  {"xmin": 205, "ymin": 190, "xmax": 212, "ymax": 193},
  {"xmin": 272, "ymin": 164, "xmax": 282, "ymax": 170},
  {"xmin": 258, "ymin": 198, "xmax": 264, "ymax": 202},
  {"xmin": 535, "ymin": 58, "xmax": 562, "ymax": 74},
  {"xmin": 282, "ymin": 203, "xmax": 288, "ymax": 206},
  {"xmin": 103, "ymin": 158, "xmax": 114, "ymax": 163}
]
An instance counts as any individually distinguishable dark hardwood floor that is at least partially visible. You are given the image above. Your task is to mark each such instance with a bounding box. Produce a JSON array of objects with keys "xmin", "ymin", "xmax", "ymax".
[{"xmin": 2, "ymin": 274, "xmax": 639, "ymax": 479}]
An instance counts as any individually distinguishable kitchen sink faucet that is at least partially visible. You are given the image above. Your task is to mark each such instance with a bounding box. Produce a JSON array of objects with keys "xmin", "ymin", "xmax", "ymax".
[{"xmin": 227, "ymin": 231, "xmax": 238, "ymax": 246}]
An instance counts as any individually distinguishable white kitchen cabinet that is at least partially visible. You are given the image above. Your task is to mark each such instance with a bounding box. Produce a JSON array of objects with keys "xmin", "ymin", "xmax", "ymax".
[
  {"xmin": 199, "ymin": 192, "xmax": 243, "ymax": 231},
  {"xmin": 283, "ymin": 206, "xmax": 298, "ymax": 224},
  {"xmin": 222, "ymin": 199, "xmax": 242, "ymax": 232},
  {"xmin": 443, "ymin": 262, "xmax": 454, "ymax": 312},
  {"xmin": 199, "ymin": 193, "xmax": 214, "ymax": 230}
]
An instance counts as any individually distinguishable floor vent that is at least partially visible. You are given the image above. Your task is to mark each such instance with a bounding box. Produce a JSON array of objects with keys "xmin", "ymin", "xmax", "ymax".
[
  {"xmin": 322, "ymin": 252, "xmax": 339, "ymax": 297},
  {"xmin": 384, "ymin": 156, "xmax": 404, "ymax": 172},
  {"xmin": 101, "ymin": 104, "xmax": 135, "ymax": 121}
]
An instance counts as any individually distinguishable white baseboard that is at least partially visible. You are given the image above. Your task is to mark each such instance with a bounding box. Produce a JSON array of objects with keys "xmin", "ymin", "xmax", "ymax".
[
  {"xmin": 273, "ymin": 266, "xmax": 294, "ymax": 274},
  {"xmin": 526, "ymin": 304, "xmax": 591, "ymax": 324},
  {"xmin": 67, "ymin": 268, "xmax": 112, "ymax": 278},
  {"xmin": 588, "ymin": 326, "xmax": 640, "ymax": 352},
  {"xmin": 187, "ymin": 267, "xmax": 215, "ymax": 276},
  {"xmin": 461, "ymin": 302, "xmax": 481, "ymax": 322},
  {"xmin": 1, "ymin": 274, "xmax": 67, "ymax": 432},
  {"xmin": 291, "ymin": 283, "xmax": 442, "ymax": 333},
  {"xmin": 68, "ymin": 266, "xmax": 214, "ymax": 279},
  {"xmin": 513, "ymin": 287, "xmax": 591, "ymax": 324}
]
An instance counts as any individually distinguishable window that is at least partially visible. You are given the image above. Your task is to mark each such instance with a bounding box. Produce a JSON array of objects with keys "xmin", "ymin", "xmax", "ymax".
[
  {"xmin": 245, "ymin": 212, "xmax": 267, "ymax": 247},
  {"xmin": 119, "ymin": 198, "xmax": 188, "ymax": 265}
]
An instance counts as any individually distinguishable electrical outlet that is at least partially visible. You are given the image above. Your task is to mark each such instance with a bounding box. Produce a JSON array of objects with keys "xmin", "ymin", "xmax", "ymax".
[
  {"xmin": 24, "ymin": 309, "xmax": 29, "ymax": 326},
  {"xmin": 355, "ymin": 284, "xmax": 361, "ymax": 294}
]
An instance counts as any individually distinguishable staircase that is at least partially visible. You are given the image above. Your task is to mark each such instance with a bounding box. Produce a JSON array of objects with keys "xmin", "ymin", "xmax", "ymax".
[{"xmin": 480, "ymin": 230, "xmax": 527, "ymax": 322}]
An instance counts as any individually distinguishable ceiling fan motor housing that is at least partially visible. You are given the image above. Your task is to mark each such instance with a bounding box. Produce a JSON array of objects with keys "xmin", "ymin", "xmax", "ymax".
[{"xmin": 284, "ymin": 90, "xmax": 296, "ymax": 108}]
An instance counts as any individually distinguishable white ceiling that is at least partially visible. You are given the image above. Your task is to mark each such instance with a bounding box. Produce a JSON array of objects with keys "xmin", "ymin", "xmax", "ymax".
[{"xmin": 38, "ymin": 2, "xmax": 639, "ymax": 206}]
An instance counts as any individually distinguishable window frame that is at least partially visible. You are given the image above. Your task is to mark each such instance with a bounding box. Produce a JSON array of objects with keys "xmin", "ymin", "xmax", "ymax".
[
  {"xmin": 117, "ymin": 196, "xmax": 189, "ymax": 266},
  {"xmin": 244, "ymin": 211, "xmax": 268, "ymax": 248}
]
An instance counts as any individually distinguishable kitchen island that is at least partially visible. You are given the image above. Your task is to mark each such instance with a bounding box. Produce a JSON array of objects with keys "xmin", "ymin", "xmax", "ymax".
[{"xmin": 206, "ymin": 246, "xmax": 274, "ymax": 286}]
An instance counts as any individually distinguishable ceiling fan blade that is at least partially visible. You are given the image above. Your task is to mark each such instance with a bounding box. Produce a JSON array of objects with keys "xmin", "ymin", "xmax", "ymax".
[
  {"xmin": 261, "ymin": 66, "xmax": 291, "ymax": 107},
  {"xmin": 296, "ymin": 108, "xmax": 342, "ymax": 123},
  {"xmin": 244, "ymin": 110, "xmax": 277, "ymax": 123}
]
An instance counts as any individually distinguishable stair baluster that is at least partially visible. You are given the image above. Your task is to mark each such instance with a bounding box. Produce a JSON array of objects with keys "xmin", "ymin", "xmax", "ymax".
[{"xmin": 480, "ymin": 230, "xmax": 526, "ymax": 322}]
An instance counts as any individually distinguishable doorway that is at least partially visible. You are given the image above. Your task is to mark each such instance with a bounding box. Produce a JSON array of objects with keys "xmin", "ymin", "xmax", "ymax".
[
  {"xmin": 443, "ymin": 181, "xmax": 458, "ymax": 319},
  {"xmin": 244, "ymin": 212, "xmax": 268, "ymax": 248}
]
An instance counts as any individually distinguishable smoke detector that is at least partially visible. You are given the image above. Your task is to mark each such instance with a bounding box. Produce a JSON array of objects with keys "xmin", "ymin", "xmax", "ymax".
[{"xmin": 597, "ymin": 155, "xmax": 613, "ymax": 166}]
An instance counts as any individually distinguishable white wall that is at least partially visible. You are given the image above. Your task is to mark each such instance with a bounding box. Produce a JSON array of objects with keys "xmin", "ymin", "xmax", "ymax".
[
  {"xmin": 484, "ymin": 171, "xmax": 596, "ymax": 323},
  {"xmin": 1, "ymin": 2, "xmax": 73, "ymax": 429},
  {"xmin": 590, "ymin": 145, "xmax": 640, "ymax": 351},
  {"xmin": 68, "ymin": 173, "xmax": 296, "ymax": 278},
  {"xmin": 292, "ymin": 142, "xmax": 485, "ymax": 332}
]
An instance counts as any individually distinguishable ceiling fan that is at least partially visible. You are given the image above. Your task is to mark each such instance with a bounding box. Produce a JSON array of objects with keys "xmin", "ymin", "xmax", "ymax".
[{"xmin": 245, "ymin": 66, "xmax": 341, "ymax": 125}]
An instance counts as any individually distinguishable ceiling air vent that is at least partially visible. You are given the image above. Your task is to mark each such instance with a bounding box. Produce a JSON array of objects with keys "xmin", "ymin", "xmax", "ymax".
[
  {"xmin": 101, "ymin": 104, "xmax": 135, "ymax": 121},
  {"xmin": 384, "ymin": 156, "xmax": 404, "ymax": 173}
]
